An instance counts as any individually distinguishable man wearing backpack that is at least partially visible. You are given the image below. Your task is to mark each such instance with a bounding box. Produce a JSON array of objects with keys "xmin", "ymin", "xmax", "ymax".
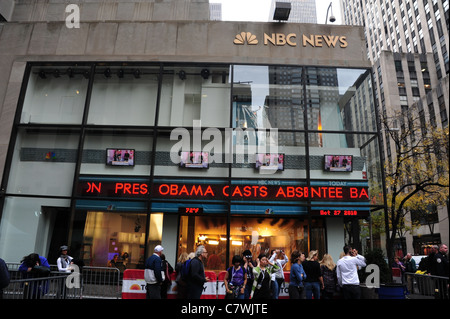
[{"xmin": 144, "ymin": 245, "xmax": 164, "ymax": 299}]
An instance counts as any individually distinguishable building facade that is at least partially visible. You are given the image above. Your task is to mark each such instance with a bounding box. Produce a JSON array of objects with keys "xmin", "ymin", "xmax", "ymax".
[
  {"xmin": 0, "ymin": 1, "xmax": 383, "ymax": 273},
  {"xmin": 341, "ymin": 0, "xmax": 449, "ymax": 256}
]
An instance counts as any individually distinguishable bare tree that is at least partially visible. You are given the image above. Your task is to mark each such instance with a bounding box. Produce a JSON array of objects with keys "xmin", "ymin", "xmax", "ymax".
[{"xmin": 381, "ymin": 104, "xmax": 449, "ymax": 265}]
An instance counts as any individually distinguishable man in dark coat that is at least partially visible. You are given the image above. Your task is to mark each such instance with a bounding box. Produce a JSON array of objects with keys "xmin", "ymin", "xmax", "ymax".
[{"xmin": 187, "ymin": 245, "xmax": 208, "ymax": 299}]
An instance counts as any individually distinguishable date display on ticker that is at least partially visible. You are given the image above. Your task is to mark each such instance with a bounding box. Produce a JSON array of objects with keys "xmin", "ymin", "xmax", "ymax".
[{"xmin": 311, "ymin": 209, "xmax": 369, "ymax": 217}]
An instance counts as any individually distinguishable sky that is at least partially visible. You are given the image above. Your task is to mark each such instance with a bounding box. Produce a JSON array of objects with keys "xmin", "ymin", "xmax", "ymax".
[{"xmin": 210, "ymin": 0, "xmax": 342, "ymax": 24}]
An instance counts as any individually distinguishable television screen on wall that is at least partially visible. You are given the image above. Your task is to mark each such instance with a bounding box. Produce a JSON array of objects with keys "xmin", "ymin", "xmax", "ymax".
[
  {"xmin": 106, "ymin": 149, "xmax": 135, "ymax": 166},
  {"xmin": 324, "ymin": 155, "xmax": 353, "ymax": 172},
  {"xmin": 180, "ymin": 151, "xmax": 209, "ymax": 169},
  {"xmin": 255, "ymin": 153, "xmax": 284, "ymax": 171}
]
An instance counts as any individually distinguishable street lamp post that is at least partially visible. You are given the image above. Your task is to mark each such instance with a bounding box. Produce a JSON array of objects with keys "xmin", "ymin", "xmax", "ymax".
[{"xmin": 325, "ymin": 2, "xmax": 336, "ymax": 24}]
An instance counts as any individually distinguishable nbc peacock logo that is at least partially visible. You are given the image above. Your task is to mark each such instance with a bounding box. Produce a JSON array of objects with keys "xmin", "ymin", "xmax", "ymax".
[{"xmin": 233, "ymin": 32, "xmax": 258, "ymax": 45}]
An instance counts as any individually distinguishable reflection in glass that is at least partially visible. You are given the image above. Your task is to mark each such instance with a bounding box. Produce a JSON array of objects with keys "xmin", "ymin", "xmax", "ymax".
[
  {"xmin": 305, "ymin": 67, "xmax": 374, "ymax": 132},
  {"xmin": 233, "ymin": 65, "xmax": 304, "ymax": 130}
]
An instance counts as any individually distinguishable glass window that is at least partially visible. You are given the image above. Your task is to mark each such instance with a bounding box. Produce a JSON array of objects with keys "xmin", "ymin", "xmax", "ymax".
[
  {"xmin": 231, "ymin": 131, "xmax": 307, "ymax": 179},
  {"xmin": 153, "ymin": 129, "xmax": 229, "ymax": 177},
  {"xmin": 178, "ymin": 215, "xmax": 227, "ymax": 272},
  {"xmin": 229, "ymin": 216, "xmax": 309, "ymax": 271},
  {"xmin": 305, "ymin": 67, "xmax": 373, "ymax": 132},
  {"xmin": 20, "ymin": 66, "xmax": 90, "ymax": 125},
  {"xmin": 88, "ymin": 66, "xmax": 159, "ymax": 126},
  {"xmin": 75, "ymin": 210, "xmax": 149, "ymax": 269},
  {"xmin": 6, "ymin": 127, "xmax": 80, "ymax": 196},
  {"xmin": 158, "ymin": 66, "xmax": 231, "ymax": 127},
  {"xmin": 80, "ymin": 128, "xmax": 153, "ymax": 176},
  {"xmin": 0, "ymin": 196, "xmax": 71, "ymax": 262},
  {"xmin": 232, "ymin": 65, "xmax": 304, "ymax": 130}
]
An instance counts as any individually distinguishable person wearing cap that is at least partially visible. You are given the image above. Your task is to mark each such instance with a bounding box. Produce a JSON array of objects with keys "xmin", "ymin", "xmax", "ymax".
[
  {"xmin": 57, "ymin": 245, "xmax": 73, "ymax": 273},
  {"xmin": 144, "ymin": 245, "xmax": 165, "ymax": 299}
]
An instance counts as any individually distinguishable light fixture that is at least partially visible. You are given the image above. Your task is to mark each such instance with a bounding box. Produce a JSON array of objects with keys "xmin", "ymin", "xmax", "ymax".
[
  {"xmin": 133, "ymin": 69, "xmax": 141, "ymax": 78},
  {"xmin": 273, "ymin": 2, "xmax": 291, "ymax": 21},
  {"xmin": 67, "ymin": 68, "xmax": 75, "ymax": 78},
  {"xmin": 83, "ymin": 70, "xmax": 90, "ymax": 79},
  {"xmin": 53, "ymin": 69, "xmax": 61, "ymax": 78},
  {"xmin": 200, "ymin": 69, "xmax": 210, "ymax": 79},
  {"xmin": 117, "ymin": 69, "xmax": 124, "ymax": 78},
  {"xmin": 104, "ymin": 68, "xmax": 111, "ymax": 78},
  {"xmin": 179, "ymin": 70, "xmax": 186, "ymax": 80},
  {"xmin": 38, "ymin": 71, "xmax": 46, "ymax": 79},
  {"xmin": 326, "ymin": 2, "xmax": 336, "ymax": 24}
]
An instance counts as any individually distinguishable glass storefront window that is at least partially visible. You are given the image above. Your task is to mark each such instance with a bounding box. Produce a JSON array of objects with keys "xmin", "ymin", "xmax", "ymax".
[
  {"xmin": 305, "ymin": 67, "xmax": 374, "ymax": 132},
  {"xmin": 20, "ymin": 66, "xmax": 90, "ymax": 125},
  {"xmin": 6, "ymin": 127, "xmax": 80, "ymax": 196},
  {"xmin": 178, "ymin": 215, "xmax": 227, "ymax": 272},
  {"xmin": 88, "ymin": 66, "xmax": 159, "ymax": 126},
  {"xmin": 229, "ymin": 216, "xmax": 309, "ymax": 271},
  {"xmin": 233, "ymin": 65, "xmax": 304, "ymax": 130},
  {"xmin": 158, "ymin": 66, "xmax": 231, "ymax": 127},
  {"xmin": 80, "ymin": 128, "xmax": 153, "ymax": 176},
  {"xmin": 78, "ymin": 211, "xmax": 148, "ymax": 269}
]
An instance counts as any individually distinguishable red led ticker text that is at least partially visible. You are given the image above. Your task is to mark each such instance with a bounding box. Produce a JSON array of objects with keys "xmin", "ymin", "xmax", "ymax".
[{"xmin": 81, "ymin": 182, "xmax": 369, "ymax": 201}]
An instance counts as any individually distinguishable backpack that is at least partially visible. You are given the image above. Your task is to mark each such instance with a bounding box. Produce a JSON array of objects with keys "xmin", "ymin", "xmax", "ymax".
[{"xmin": 180, "ymin": 258, "xmax": 192, "ymax": 281}]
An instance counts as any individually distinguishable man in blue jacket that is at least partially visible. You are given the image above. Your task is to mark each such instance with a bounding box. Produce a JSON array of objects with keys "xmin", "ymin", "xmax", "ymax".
[{"xmin": 144, "ymin": 245, "xmax": 164, "ymax": 299}]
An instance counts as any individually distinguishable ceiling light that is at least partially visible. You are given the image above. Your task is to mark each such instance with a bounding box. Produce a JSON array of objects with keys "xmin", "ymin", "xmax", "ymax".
[{"xmin": 200, "ymin": 69, "xmax": 210, "ymax": 79}]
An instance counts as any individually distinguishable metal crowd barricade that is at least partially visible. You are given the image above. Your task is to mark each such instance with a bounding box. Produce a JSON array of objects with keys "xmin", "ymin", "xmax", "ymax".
[
  {"xmin": 405, "ymin": 272, "xmax": 449, "ymax": 299},
  {"xmin": 4, "ymin": 273, "xmax": 80, "ymax": 299},
  {"xmin": 4, "ymin": 263, "xmax": 121, "ymax": 299},
  {"xmin": 81, "ymin": 266, "xmax": 121, "ymax": 299}
]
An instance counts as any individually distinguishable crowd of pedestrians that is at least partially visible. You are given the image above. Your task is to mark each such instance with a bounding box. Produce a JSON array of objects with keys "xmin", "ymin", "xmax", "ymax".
[{"xmin": 144, "ymin": 244, "xmax": 373, "ymax": 300}]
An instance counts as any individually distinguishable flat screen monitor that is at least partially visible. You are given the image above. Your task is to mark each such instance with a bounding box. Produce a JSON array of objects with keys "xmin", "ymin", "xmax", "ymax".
[
  {"xmin": 255, "ymin": 153, "xmax": 284, "ymax": 171},
  {"xmin": 180, "ymin": 151, "xmax": 209, "ymax": 169},
  {"xmin": 324, "ymin": 155, "xmax": 353, "ymax": 172},
  {"xmin": 106, "ymin": 149, "xmax": 135, "ymax": 166}
]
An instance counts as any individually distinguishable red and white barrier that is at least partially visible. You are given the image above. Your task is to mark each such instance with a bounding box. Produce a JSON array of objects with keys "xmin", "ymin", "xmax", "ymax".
[
  {"xmin": 122, "ymin": 269, "xmax": 218, "ymax": 299},
  {"xmin": 122, "ymin": 269, "xmax": 147, "ymax": 299}
]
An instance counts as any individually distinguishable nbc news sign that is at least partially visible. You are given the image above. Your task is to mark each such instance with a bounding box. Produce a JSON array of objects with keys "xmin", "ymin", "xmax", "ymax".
[{"xmin": 233, "ymin": 31, "xmax": 348, "ymax": 48}]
